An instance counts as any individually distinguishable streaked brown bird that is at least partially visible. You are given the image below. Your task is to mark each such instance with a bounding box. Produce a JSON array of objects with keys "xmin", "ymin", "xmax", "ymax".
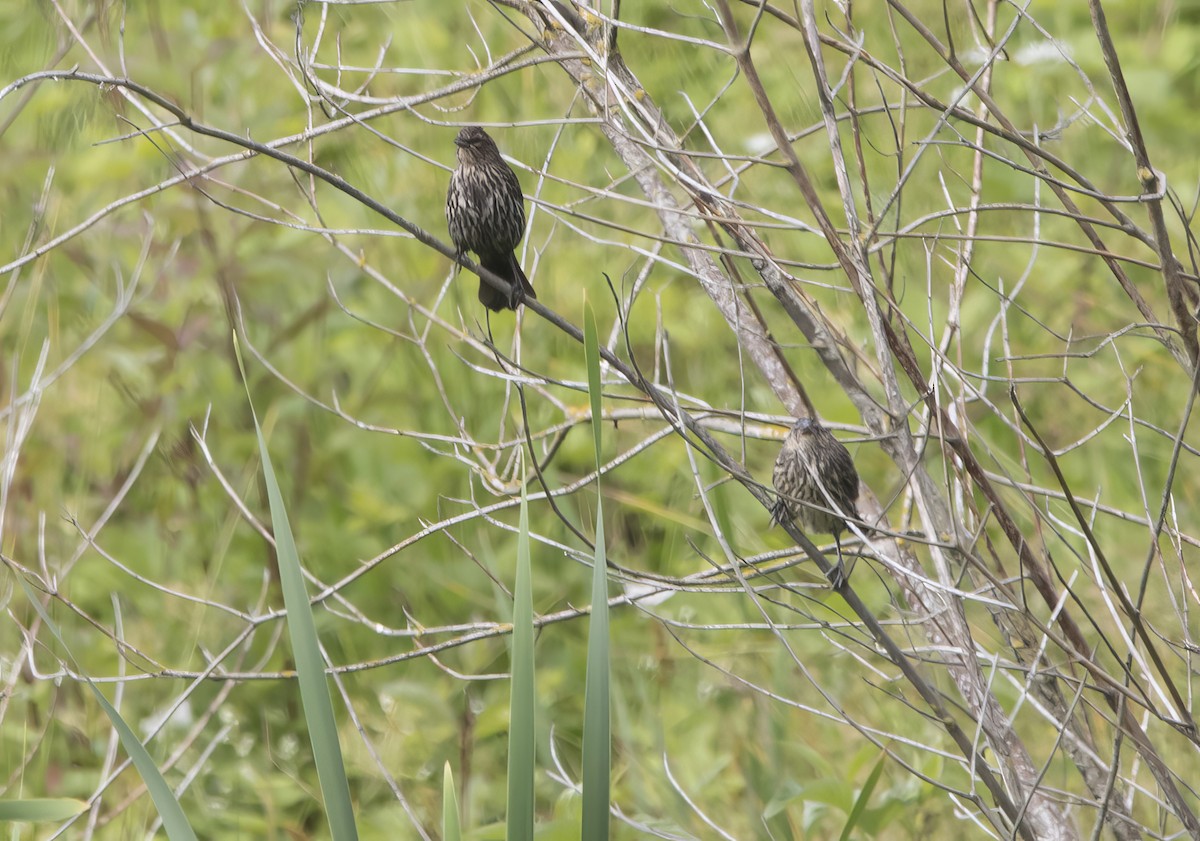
[
  {"xmin": 771, "ymin": 417, "xmax": 862, "ymax": 585},
  {"xmin": 445, "ymin": 125, "xmax": 537, "ymax": 312}
]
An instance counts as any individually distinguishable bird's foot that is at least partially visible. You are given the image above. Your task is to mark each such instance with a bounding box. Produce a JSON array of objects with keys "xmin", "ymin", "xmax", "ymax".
[
  {"xmin": 827, "ymin": 559, "xmax": 849, "ymax": 589},
  {"xmin": 768, "ymin": 498, "xmax": 786, "ymax": 528}
]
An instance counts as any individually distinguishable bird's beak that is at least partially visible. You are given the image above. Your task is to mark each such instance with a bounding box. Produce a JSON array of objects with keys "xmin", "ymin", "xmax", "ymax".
[{"xmin": 453, "ymin": 137, "xmax": 467, "ymax": 148}]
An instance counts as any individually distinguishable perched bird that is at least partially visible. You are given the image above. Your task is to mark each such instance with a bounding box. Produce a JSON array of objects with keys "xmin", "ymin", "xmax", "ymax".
[
  {"xmin": 445, "ymin": 125, "xmax": 537, "ymax": 312},
  {"xmin": 771, "ymin": 417, "xmax": 862, "ymax": 585}
]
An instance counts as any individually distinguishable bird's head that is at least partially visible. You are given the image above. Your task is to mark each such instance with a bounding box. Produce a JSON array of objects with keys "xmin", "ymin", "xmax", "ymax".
[{"xmin": 454, "ymin": 125, "xmax": 500, "ymax": 164}]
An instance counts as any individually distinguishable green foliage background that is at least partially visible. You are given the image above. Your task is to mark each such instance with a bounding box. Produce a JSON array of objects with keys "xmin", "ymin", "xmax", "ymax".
[{"xmin": 2, "ymin": 0, "xmax": 1199, "ymax": 838}]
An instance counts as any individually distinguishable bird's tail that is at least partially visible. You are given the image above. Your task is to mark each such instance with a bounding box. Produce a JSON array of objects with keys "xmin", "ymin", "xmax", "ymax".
[{"xmin": 479, "ymin": 252, "xmax": 536, "ymax": 312}]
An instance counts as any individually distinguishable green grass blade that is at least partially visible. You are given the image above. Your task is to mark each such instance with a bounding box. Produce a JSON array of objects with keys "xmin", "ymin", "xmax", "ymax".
[
  {"xmin": 581, "ymin": 303, "xmax": 611, "ymax": 840},
  {"xmin": 442, "ymin": 762, "xmax": 462, "ymax": 841},
  {"xmin": 16, "ymin": 577, "xmax": 197, "ymax": 841},
  {"xmin": 506, "ymin": 479, "xmax": 536, "ymax": 840},
  {"xmin": 0, "ymin": 798, "xmax": 88, "ymax": 822},
  {"xmin": 838, "ymin": 751, "xmax": 886, "ymax": 841},
  {"xmin": 236, "ymin": 336, "xmax": 358, "ymax": 841}
]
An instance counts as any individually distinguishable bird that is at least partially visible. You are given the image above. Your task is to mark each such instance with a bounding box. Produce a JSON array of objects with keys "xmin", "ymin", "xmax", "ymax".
[
  {"xmin": 771, "ymin": 417, "xmax": 862, "ymax": 586},
  {"xmin": 445, "ymin": 125, "xmax": 537, "ymax": 312}
]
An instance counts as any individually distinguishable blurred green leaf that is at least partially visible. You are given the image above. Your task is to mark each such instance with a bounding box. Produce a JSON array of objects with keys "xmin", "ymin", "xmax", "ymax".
[
  {"xmin": 0, "ymin": 798, "xmax": 88, "ymax": 822},
  {"xmin": 443, "ymin": 762, "xmax": 462, "ymax": 841}
]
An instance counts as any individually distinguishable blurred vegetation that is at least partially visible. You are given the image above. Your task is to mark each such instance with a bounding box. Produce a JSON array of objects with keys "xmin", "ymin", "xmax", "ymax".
[{"xmin": 2, "ymin": 0, "xmax": 1199, "ymax": 838}]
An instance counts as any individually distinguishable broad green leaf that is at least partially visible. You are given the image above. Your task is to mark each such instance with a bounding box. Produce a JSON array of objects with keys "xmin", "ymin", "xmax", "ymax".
[
  {"xmin": 507, "ymin": 478, "xmax": 536, "ymax": 840},
  {"xmin": 581, "ymin": 302, "xmax": 611, "ymax": 841},
  {"xmin": 236, "ymin": 334, "xmax": 358, "ymax": 841}
]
